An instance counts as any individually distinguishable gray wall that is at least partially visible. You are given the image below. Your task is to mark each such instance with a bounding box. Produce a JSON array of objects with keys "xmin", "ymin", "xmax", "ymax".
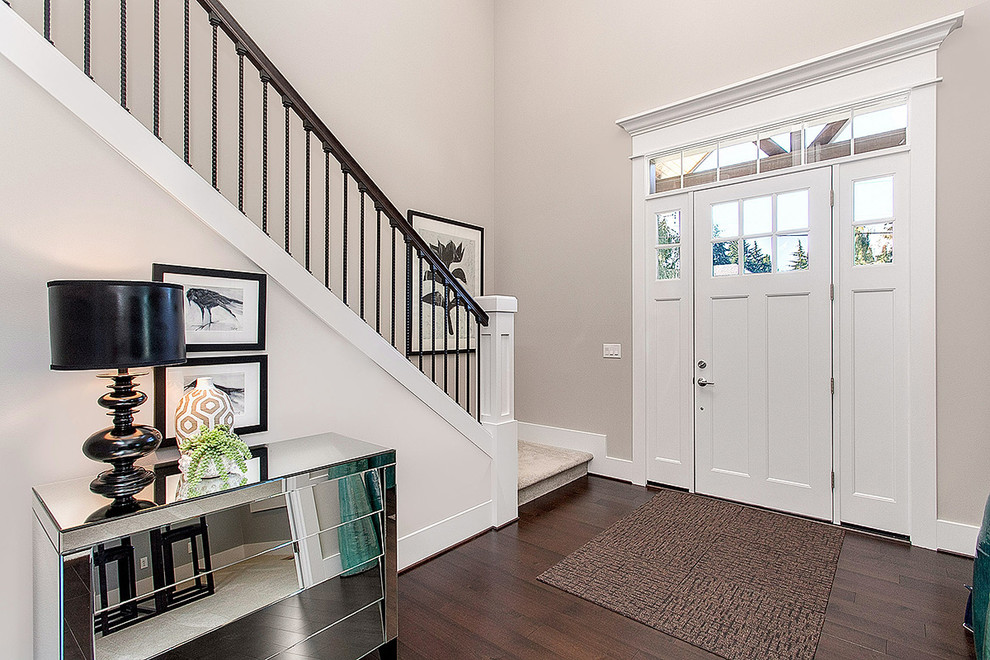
[{"xmin": 492, "ymin": 0, "xmax": 990, "ymax": 526}]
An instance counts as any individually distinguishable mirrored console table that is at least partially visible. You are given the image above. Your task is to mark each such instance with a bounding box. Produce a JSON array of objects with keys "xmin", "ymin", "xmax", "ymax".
[{"xmin": 33, "ymin": 433, "xmax": 397, "ymax": 660}]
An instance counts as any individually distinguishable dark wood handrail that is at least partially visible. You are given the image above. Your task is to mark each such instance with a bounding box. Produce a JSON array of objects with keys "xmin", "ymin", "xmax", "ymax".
[{"xmin": 198, "ymin": 0, "xmax": 488, "ymax": 325}]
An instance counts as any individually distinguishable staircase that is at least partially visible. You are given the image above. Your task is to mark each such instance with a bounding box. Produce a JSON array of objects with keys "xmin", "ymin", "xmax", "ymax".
[
  {"xmin": 6, "ymin": 0, "xmax": 487, "ymax": 419},
  {"xmin": 518, "ymin": 441, "xmax": 593, "ymax": 506}
]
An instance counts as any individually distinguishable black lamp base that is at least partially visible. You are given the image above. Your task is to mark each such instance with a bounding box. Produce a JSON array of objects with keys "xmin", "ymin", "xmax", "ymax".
[{"xmin": 82, "ymin": 370, "xmax": 163, "ymax": 514}]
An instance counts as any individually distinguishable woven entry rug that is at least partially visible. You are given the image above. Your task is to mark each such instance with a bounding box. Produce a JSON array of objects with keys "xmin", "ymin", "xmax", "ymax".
[{"xmin": 538, "ymin": 489, "xmax": 844, "ymax": 660}]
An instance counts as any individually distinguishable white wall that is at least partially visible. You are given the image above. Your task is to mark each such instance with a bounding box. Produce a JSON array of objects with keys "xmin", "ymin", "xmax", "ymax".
[
  {"xmin": 221, "ymin": 0, "xmax": 497, "ymax": 290},
  {"xmin": 0, "ymin": 47, "xmax": 491, "ymax": 658}
]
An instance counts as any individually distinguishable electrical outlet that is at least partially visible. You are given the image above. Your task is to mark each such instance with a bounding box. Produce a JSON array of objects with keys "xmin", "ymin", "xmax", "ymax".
[
  {"xmin": 603, "ymin": 343, "xmax": 621, "ymax": 359},
  {"xmin": 139, "ymin": 556, "xmax": 148, "ymax": 570},
  {"xmin": 187, "ymin": 541, "xmax": 192, "ymax": 554}
]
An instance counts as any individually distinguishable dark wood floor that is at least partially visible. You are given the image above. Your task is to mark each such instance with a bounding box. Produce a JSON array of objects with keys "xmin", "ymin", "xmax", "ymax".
[{"xmin": 389, "ymin": 476, "xmax": 977, "ymax": 659}]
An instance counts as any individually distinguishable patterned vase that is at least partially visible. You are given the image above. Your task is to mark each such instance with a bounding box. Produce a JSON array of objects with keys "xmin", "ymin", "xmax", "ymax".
[{"xmin": 174, "ymin": 377, "xmax": 235, "ymax": 443}]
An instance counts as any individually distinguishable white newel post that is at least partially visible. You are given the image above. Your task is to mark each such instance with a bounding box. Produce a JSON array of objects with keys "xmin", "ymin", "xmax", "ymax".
[{"xmin": 478, "ymin": 295, "xmax": 518, "ymax": 528}]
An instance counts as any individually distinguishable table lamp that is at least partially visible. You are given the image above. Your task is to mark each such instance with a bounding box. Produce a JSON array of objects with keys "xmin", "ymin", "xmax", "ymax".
[{"xmin": 48, "ymin": 280, "xmax": 186, "ymax": 518}]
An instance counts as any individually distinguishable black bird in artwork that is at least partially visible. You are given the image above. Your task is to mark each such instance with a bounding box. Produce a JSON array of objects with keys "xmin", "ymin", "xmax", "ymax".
[{"xmin": 186, "ymin": 288, "xmax": 243, "ymax": 329}]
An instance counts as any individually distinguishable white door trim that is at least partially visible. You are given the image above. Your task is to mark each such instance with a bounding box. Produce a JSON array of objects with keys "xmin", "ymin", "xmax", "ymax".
[{"xmin": 626, "ymin": 16, "xmax": 958, "ymax": 548}]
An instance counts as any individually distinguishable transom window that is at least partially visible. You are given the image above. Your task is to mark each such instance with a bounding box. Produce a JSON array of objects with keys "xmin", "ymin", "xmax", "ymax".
[
  {"xmin": 650, "ymin": 97, "xmax": 906, "ymax": 195},
  {"xmin": 711, "ymin": 189, "xmax": 810, "ymax": 277}
]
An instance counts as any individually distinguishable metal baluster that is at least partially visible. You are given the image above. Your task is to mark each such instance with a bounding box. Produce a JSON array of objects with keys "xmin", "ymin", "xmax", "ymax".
[
  {"xmin": 324, "ymin": 144, "xmax": 331, "ymax": 289},
  {"xmin": 237, "ymin": 45, "xmax": 246, "ymax": 211},
  {"xmin": 83, "ymin": 0, "xmax": 91, "ymax": 77},
  {"xmin": 283, "ymin": 97, "xmax": 292, "ymax": 254},
  {"xmin": 476, "ymin": 316, "xmax": 482, "ymax": 420},
  {"xmin": 210, "ymin": 14, "xmax": 220, "ymax": 189},
  {"xmin": 456, "ymin": 306, "xmax": 462, "ymax": 407},
  {"xmin": 431, "ymin": 264, "xmax": 437, "ymax": 380},
  {"xmin": 43, "ymin": 0, "xmax": 51, "ymax": 42},
  {"xmin": 466, "ymin": 315, "xmax": 471, "ymax": 415},
  {"xmin": 443, "ymin": 282, "xmax": 449, "ymax": 394},
  {"xmin": 260, "ymin": 73, "xmax": 269, "ymax": 234},
  {"xmin": 375, "ymin": 205, "xmax": 382, "ymax": 333},
  {"xmin": 153, "ymin": 0, "xmax": 160, "ymax": 138},
  {"xmin": 418, "ymin": 255, "xmax": 424, "ymax": 371},
  {"xmin": 342, "ymin": 168, "xmax": 350, "ymax": 305},
  {"xmin": 183, "ymin": 0, "xmax": 190, "ymax": 164},
  {"xmin": 304, "ymin": 124, "xmax": 312, "ymax": 271},
  {"xmin": 119, "ymin": 0, "xmax": 127, "ymax": 109},
  {"xmin": 391, "ymin": 222, "xmax": 397, "ymax": 347},
  {"xmin": 359, "ymin": 186, "xmax": 366, "ymax": 320},
  {"xmin": 405, "ymin": 238, "xmax": 413, "ymax": 358}
]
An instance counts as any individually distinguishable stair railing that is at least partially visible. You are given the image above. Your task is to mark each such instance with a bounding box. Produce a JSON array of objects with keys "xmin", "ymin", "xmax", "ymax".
[{"xmin": 16, "ymin": 0, "xmax": 488, "ymax": 418}]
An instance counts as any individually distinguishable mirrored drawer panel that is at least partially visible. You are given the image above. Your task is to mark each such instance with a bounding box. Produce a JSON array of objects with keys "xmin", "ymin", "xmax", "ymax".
[{"xmin": 148, "ymin": 560, "xmax": 385, "ymax": 659}]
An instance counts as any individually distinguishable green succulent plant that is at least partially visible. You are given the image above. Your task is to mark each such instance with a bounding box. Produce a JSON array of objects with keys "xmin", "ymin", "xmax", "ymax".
[{"xmin": 179, "ymin": 424, "xmax": 251, "ymax": 490}]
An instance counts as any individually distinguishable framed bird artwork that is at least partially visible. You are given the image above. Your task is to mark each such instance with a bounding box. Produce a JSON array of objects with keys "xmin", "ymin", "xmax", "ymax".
[{"xmin": 153, "ymin": 264, "xmax": 267, "ymax": 352}]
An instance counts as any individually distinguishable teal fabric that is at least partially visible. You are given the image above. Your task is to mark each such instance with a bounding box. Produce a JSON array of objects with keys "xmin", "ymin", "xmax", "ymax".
[
  {"xmin": 974, "ymin": 493, "xmax": 990, "ymax": 659},
  {"xmin": 332, "ymin": 461, "xmax": 383, "ymax": 576}
]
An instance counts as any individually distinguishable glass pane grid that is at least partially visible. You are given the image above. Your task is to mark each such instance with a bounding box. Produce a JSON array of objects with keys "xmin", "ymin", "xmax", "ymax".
[
  {"xmin": 709, "ymin": 187, "xmax": 811, "ymax": 276},
  {"xmin": 646, "ymin": 98, "xmax": 906, "ymax": 196}
]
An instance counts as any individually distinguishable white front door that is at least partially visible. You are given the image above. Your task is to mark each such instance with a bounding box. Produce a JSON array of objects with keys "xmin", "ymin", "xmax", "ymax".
[{"xmin": 693, "ymin": 168, "xmax": 833, "ymax": 520}]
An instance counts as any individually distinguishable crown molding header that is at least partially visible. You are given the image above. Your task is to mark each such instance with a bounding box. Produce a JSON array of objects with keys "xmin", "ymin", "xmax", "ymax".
[{"xmin": 616, "ymin": 12, "xmax": 963, "ymax": 136}]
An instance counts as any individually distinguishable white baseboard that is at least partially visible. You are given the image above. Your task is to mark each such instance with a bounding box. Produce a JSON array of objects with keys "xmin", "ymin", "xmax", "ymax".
[
  {"xmin": 517, "ymin": 422, "xmax": 634, "ymax": 482},
  {"xmin": 937, "ymin": 519, "xmax": 979, "ymax": 557},
  {"xmin": 397, "ymin": 500, "xmax": 492, "ymax": 570}
]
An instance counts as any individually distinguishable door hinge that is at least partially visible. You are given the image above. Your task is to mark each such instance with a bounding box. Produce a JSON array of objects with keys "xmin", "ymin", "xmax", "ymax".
[
  {"xmin": 831, "ymin": 471, "xmax": 835, "ymax": 490},
  {"xmin": 830, "ymin": 377, "xmax": 834, "ymax": 395},
  {"xmin": 829, "ymin": 283, "xmax": 834, "ymax": 301},
  {"xmin": 830, "ymin": 189, "xmax": 835, "ymax": 208}
]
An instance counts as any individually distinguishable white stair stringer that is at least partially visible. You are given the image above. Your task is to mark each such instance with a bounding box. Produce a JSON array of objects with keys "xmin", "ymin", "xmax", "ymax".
[{"xmin": 0, "ymin": 3, "xmax": 493, "ymax": 459}]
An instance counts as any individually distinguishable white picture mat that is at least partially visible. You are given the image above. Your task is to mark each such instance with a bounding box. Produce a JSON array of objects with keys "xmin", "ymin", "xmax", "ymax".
[
  {"xmin": 162, "ymin": 272, "xmax": 262, "ymax": 346},
  {"xmin": 410, "ymin": 215, "xmax": 482, "ymax": 353},
  {"xmin": 163, "ymin": 361, "xmax": 263, "ymax": 438}
]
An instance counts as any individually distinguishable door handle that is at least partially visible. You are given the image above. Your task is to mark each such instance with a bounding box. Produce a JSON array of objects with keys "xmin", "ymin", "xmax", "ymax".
[{"xmin": 697, "ymin": 377, "xmax": 715, "ymax": 387}]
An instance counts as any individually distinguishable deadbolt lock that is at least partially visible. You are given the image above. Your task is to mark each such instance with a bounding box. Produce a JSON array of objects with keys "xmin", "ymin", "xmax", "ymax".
[{"xmin": 697, "ymin": 360, "xmax": 707, "ymax": 369}]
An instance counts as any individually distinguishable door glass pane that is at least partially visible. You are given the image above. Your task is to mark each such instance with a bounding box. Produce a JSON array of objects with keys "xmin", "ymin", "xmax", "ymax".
[
  {"xmin": 683, "ymin": 143, "xmax": 718, "ymax": 188},
  {"xmin": 853, "ymin": 176, "xmax": 893, "ymax": 222},
  {"xmin": 743, "ymin": 196, "xmax": 772, "ymax": 235},
  {"xmin": 776, "ymin": 190, "xmax": 809, "ymax": 231},
  {"xmin": 743, "ymin": 237, "xmax": 772, "ymax": 274},
  {"xmin": 657, "ymin": 247, "xmax": 680, "ymax": 280},
  {"xmin": 853, "ymin": 102, "xmax": 907, "ymax": 155},
  {"xmin": 650, "ymin": 153, "xmax": 682, "ymax": 194},
  {"xmin": 805, "ymin": 110, "xmax": 851, "ymax": 163},
  {"xmin": 712, "ymin": 202, "xmax": 739, "ymax": 238},
  {"xmin": 854, "ymin": 223, "xmax": 894, "ymax": 265},
  {"xmin": 712, "ymin": 240, "xmax": 739, "ymax": 276},
  {"xmin": 777, "ymin": 234, "xmax": 810, "ymax": 272},
  {"xmin": 657, "ymin": 211, "xmax": 680, "ymax": 245},
  {"xmin": 718, "ymin": 134, "xmax": 758, "ymax": 181}
]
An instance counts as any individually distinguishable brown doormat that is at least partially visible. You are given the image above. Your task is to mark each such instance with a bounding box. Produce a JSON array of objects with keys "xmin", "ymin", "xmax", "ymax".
[{"xmin": 538, "ymin": 489, "xmax": 844, "ymax": 660}]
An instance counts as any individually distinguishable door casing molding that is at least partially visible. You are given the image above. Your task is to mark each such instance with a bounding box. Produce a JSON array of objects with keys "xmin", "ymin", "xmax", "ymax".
[{"xmin": 625, "ymin": 14, "xmax": 962, "ymax": 549}]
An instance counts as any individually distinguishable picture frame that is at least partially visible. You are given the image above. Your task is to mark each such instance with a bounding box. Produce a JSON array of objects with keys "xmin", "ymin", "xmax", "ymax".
[
  {"xmin": 153, "ymin": 446, "xmax": 269, "ymax": 505},
  {"xmin": 408, "ymin": 210, "xmax": 484, "ymax": 354},
  {"xmin": 152, "ymin": 263, "xmax": 266, "ymax": 352},
  {"xmin": 154, "ymin": 355, "xmax": 269, "ymax": 447}
]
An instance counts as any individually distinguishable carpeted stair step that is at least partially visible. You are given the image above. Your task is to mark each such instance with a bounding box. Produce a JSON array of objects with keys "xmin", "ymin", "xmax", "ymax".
[{"xmin": 518, "ymin": 441, "xmax": 594, "ymax": 506}]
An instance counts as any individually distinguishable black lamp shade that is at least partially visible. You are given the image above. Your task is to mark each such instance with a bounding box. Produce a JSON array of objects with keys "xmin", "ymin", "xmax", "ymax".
[{"xmin": 48, "ymin": 280, "xmax": 186, "ymax": 370}]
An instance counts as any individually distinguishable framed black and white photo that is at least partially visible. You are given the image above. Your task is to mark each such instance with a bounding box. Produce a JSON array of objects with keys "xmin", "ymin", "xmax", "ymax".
[
  {"xmin": 409, "ymin": 210, "xmax": 484, "ymax": 354},
  {"xmin": 153, "ymin": 264, "xmax": 266, "ymax": 352},
  {"xmin": 155, "ymin": 355, "xmax": 268, "ymax": 446}
]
